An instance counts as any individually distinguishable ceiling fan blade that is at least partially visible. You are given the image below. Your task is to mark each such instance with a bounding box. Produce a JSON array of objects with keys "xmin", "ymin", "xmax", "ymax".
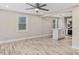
[
  {"xmin": 26, "ymin": 3, "xmax": 36, "ymax": 8},
  {"xmin": 39, "ymin": 4, "xmax": 47, "ymax": 7},
  {"xmin": 39, "ymin": 8, "xmax": 49, "ymax": 11},
  {"xmin": 26, "ymin": 8, "xmax": 35, "ymax": 10},
  {"xmin": 36, "ymin": 3, "xmax": 40, "ymax": 7}
]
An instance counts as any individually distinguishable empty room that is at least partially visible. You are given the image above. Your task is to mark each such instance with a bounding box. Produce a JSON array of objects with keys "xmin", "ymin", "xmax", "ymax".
[{"xmin": 0, "ymin": 3, "xmax": 79, "ymax": 55}]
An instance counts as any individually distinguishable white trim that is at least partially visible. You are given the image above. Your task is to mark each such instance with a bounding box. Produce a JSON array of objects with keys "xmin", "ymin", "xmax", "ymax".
[
  {"xmin": 72, "ymin": 45, "xmax": 79, "ymax": 50},
  {"xmin": 0, "ymin": 34, "xmax": 51, "ymax": 44}
]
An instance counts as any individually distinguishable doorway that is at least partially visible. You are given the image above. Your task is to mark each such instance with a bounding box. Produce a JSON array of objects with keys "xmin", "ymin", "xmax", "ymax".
[{"xmin": 64, "ymin": 16, "xmax": 72, "ymax": 37}]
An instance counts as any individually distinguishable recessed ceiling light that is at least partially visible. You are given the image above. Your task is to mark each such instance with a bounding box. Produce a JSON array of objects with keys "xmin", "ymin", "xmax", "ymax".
[{"xmin": 5, "ymin": 5, "xmax": 9, "ymax": 8}]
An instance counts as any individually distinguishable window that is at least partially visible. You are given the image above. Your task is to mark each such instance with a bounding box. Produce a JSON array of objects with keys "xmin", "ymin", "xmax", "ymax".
[{"xmin": 17, "ymin": 16, "xmax": 28, "ymax": 32}]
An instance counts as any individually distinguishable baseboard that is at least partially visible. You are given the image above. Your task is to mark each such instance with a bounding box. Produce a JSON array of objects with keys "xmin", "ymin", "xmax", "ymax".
[
  {"xmin": 0, "ymin": 34, "xmax": 51, "ymax": 44},
  {"xmin": 58, "ymin": 37, "xmax": 65, "ymax": 40},
  {"xmin": 72, "ymin": 45, "xmax": 79, "ymax": 50}
]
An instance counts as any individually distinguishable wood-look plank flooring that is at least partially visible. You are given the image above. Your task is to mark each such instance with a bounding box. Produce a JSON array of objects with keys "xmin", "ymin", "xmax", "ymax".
[{"xmin": 0, "ymin": 36, "xmax": 79, "ymax": 55}]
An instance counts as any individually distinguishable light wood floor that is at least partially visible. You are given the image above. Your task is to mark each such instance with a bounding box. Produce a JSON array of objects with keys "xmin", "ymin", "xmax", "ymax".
[{"xmin": 0, "ymin": 36, "xmax": 79, "ymax": 55}]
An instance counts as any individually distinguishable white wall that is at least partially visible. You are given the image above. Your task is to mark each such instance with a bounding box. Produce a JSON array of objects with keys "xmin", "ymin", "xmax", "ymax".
[
  {"xmin": 0, "ymin": 10, "xmax": 52, "ymax": 41},
  {"xmin": 72, "ymin": 6, "xmax": 79, "ymax": 48},
  {"xmin": 42, "ymin": 17, "xmax": 52, "ymax": 35}
]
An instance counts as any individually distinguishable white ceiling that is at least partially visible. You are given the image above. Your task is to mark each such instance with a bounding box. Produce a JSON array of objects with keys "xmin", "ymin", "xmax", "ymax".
[{"xmin": 0, "ymin": 3, "xmax": 79, "ymax": 16}]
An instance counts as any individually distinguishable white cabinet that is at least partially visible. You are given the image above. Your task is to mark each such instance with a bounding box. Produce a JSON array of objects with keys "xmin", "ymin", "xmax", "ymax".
[
  {"xmin": 58, "ymin": 29, "xmax": 65, "ymax": 39},
  {"xmin": 53, "ymin": 29, "xmax": 65, "ymax": 40},
  {"xmin": 53, "ymin": 29, "xmax": 58, "ymax": 40},
  {"xmin": 52, "ymin": 17, "xmax": 65, "ymax": 40}
]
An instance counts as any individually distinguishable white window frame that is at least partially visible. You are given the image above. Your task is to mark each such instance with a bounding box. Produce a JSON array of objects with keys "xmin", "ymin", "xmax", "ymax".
[{"xmin": 17, "ymin": 16, "xmax": 28, "ymax": 32}]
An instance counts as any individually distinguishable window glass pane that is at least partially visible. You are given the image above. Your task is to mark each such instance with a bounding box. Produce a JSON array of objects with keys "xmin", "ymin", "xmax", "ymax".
[
  {"xmin": 19, "ymin": 17, "xmax": 26, "ymax": 24},
  {"xmin": 53, "ymin": 20, "xmax": 56, "ymax": 28},
  {"xmin": 19, "ymin": 24, "xmax": 26, "ymax": 30}
]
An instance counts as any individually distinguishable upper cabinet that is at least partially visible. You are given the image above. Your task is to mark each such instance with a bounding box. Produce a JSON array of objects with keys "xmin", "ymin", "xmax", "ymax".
[{"xmin": 53, "ymin": 17, "xmax": 64, "ymax": 29}]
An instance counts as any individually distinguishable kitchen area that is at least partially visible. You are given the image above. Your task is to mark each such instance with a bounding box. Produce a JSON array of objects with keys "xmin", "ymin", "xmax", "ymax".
[{"xmin": 52, "ymin": 16, "xmax": 72, "ymax": 40}]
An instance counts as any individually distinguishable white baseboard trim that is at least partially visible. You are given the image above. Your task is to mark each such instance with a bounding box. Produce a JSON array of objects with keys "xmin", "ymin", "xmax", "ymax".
[
  {"xmin": 72, "ymin": 45, "xmax": 79, "ymax": 50},
  {"xmin": 0, "ymin": 34, "xmax": 51, "ymax": 44}
]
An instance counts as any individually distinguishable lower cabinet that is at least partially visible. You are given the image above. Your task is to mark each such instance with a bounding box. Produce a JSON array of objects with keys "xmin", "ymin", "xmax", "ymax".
[{"xmin": 53, "ymin": 29, "xmax": 65, "ymax": 40}]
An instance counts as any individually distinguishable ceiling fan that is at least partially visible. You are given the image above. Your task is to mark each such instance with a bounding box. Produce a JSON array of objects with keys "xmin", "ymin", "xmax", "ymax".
[{"xmin": 26, "ymin": 3, "xmax": 49, "ymax": 13}]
